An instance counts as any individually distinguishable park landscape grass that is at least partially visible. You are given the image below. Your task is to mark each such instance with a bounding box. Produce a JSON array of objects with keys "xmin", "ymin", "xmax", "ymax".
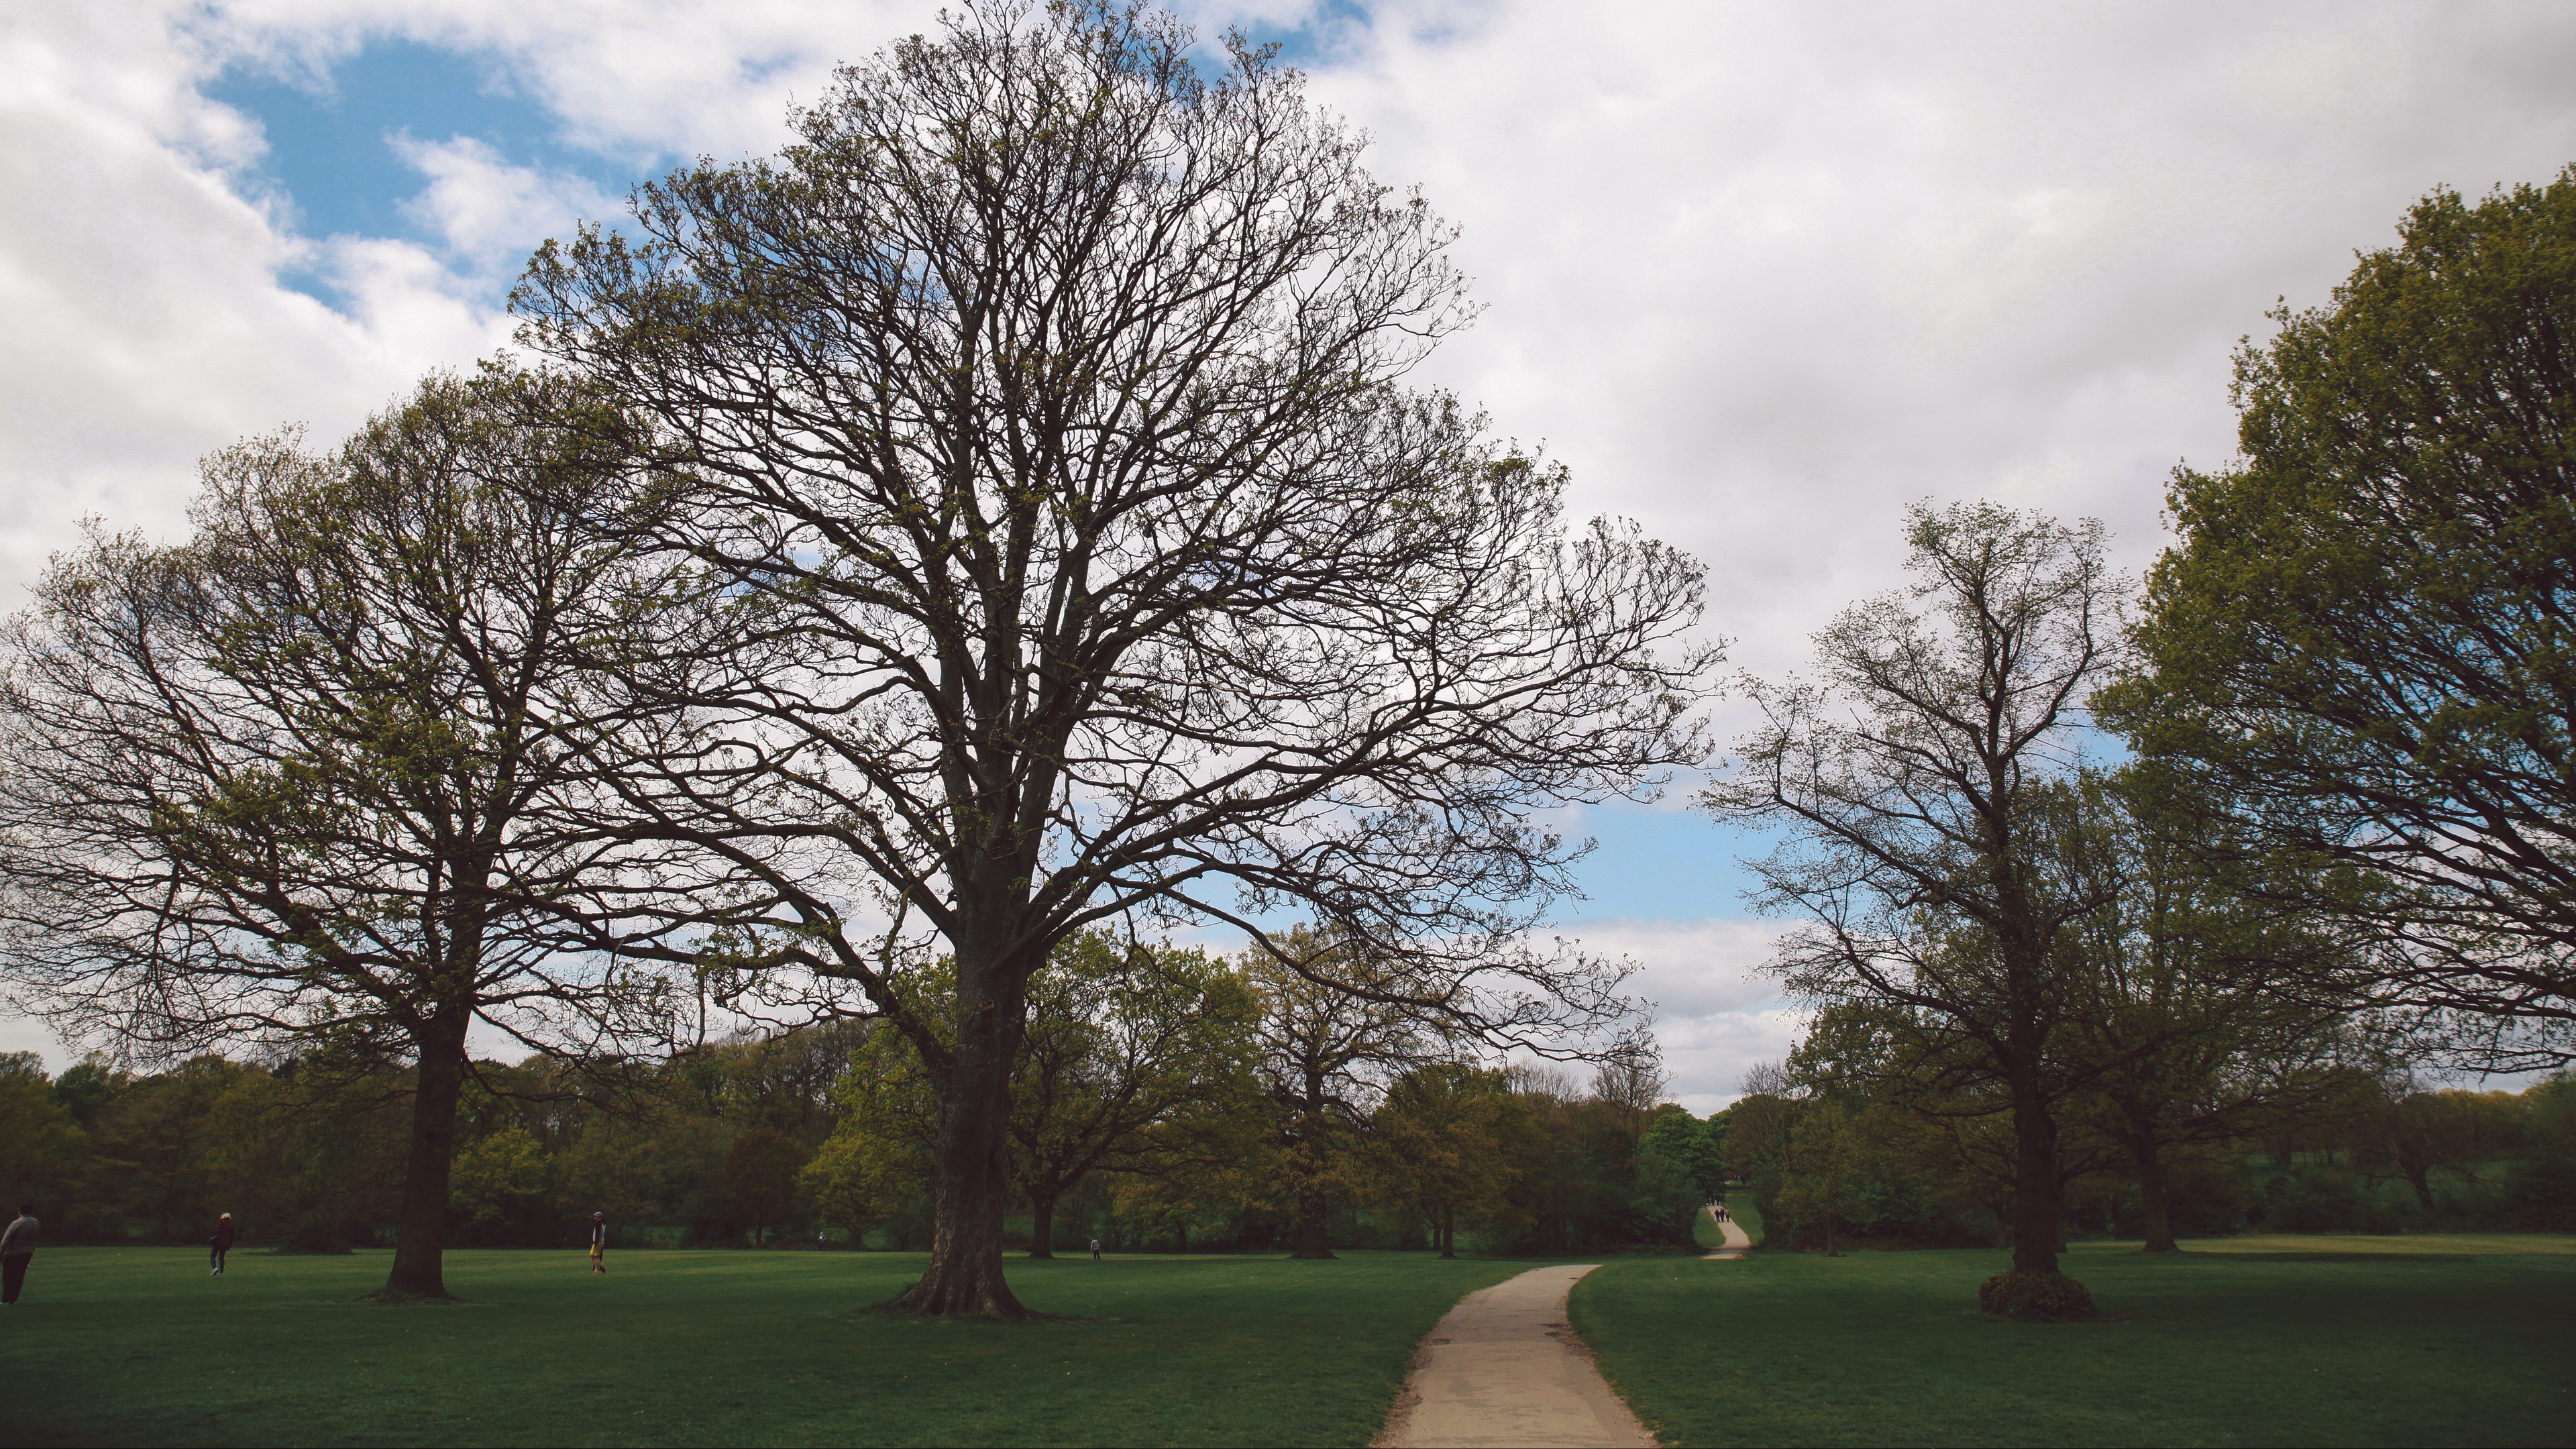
[
  {"xmin": 8, "ymin": 1233, "xmax": 2571, "ymax": 1448},
  {"xmin": 0, "ymin": 1248, "xmax": 1550, "ymax": 1448},
  {"xmin": 1576, "ymin": 1229, "xmax": 2576, "ymax": 1448}
]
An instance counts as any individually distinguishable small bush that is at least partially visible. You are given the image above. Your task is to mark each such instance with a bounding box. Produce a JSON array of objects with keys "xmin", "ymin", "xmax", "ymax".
[{"xmin": 1978, "ymin": 1270, "xmax": 2095, "ymax": 1322}]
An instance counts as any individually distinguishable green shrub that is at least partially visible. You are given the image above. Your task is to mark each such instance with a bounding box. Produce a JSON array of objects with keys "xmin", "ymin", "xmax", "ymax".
[{"xmin": 1978, "ymin": 1270, "xmax": 2095, "ymax": 1322}]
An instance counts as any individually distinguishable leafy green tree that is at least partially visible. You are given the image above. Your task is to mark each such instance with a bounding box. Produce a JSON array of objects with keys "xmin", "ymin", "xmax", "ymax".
[
  {"xmin": 1640, "ymin": 1104, "xmax": 1727, "ymax": 1202},
  {"xmin": 799, "ymin": 1119, "xmax": 923, "ymax": 1246},
  {"xmin": 200, "ymin": 1059, "xmax": 407, "ymax": 1251},
  {"xmin": 1011, "ymin": 934, "xmax": 1260, "ymax": 1257},
  {"xmin": 2107, "ymin": 170, "xmax": 2576, "ymax": 1059},
  {"xmin": 724, "ymin": 1127, "xmax": 810, "ymax": 1246},
  {"xmin": 1777, "ymin": 1097, "xmax": 1864, "ymax": 1255},
  {"xmin": 48, "ymin": 1057, "xmax": 121, "ymax": 1130},
  {"xmin": 1246, "ymin": 928, "xmax": 1441, "ymax": 1259},
  {"xmin": 2375, "ymin": 1086, "xmax": 2526, "ymax": 1212},
  {"xmin": 1373, "ymin": 1062, "xmax": 1530, "ymax": 1256},
  {"xmin": 0, "ymin": 1055, "xmax": 89, "ymax": 1222},
  {"xmin": 0, "ymin": 369, "xmax": 702, "ymax": 1297},
  {"xmin": 92, "ymin": 1057, "xmax": 256, "ymax": 1242},
  {"xmin": 451, "ymin": 1127, "xmax": 557, "ymax": 1240},
  {"xmin": 2051, "ymin": 768, "xmax": 2377, "ymax": 1250},
  {"xmin": 515, "ymin": 1, "xmax": 1701, "ymax": 1317}
]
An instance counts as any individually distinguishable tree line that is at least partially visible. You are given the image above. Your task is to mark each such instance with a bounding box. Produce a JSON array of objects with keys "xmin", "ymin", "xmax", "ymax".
[{"xmin": 0, "ymin": 930, "xmax": 1729, "ymax": 1258}]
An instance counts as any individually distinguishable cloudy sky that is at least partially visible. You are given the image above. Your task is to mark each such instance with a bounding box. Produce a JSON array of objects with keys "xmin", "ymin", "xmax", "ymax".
[{"xmin": 5, "ymin": 0, "xmax": 2573, "ymax": 1102}]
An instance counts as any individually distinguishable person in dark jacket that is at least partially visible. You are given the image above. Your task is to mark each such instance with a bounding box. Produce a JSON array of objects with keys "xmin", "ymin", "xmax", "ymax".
[
  {"xmin": 210, "ymin": 1214, "xmax": 237, "ymax": 1276},
  {"xmin": 1, "ymin": 1205, "xmax": 38, "ymax": 1305}
]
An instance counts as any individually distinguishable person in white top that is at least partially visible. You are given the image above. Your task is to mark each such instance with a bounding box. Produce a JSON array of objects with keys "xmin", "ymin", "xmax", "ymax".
[{"xmin": 0, "ymin": 1204, "xmax": 38, "ymax": 1304}]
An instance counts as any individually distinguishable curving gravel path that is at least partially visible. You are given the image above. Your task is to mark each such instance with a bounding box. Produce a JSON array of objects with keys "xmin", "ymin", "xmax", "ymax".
[{"xmin": 1373, "ymin": 1264, "xmax": 1656, "ymax": 1449}]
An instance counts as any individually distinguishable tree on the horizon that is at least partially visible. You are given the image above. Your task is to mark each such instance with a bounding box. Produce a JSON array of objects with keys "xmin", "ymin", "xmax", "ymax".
[{"xmin": 513, "ymin": 2, "xmax": 1709, "ymax": 1316}]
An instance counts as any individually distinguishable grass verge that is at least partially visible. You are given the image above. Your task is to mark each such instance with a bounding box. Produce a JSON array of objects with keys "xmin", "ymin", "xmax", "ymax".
[
  {"xmin": 1571, "ymin": 1234, "xmax": 2576, "ymax": 1448},
  {"xmin": 0, "ymin": 1248, "xmax": 1544, "ymax": 1448}
]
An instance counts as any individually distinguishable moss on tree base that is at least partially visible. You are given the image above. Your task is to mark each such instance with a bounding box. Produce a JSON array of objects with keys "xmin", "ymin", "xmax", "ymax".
[{"xmin": 1978, "ymin": 1271, "xmax": 2094, "ymax": 1322}]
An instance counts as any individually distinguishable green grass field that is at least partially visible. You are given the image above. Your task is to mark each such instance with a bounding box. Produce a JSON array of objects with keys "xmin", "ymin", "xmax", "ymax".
[
  {"xmin": 0, "ymin": 1248, "xmax": 1547, "ymax": 1448},
  {"xmin": 1572, "ymin": 1234, "xmax": 2576, "ymax": 1448}
]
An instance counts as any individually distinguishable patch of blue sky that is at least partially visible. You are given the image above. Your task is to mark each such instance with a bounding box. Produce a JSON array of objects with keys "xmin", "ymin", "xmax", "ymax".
[
  {"xmin": 203, "ymin": 38, "xmax": 657, "ymax": 303},
  {"xmin": 1205, "ymin": 0, "xmax": 1373, "ymax": 73},
  {"xmin": 1556, "ymin": 804, "xmax": 1776, "ymax": 925}
]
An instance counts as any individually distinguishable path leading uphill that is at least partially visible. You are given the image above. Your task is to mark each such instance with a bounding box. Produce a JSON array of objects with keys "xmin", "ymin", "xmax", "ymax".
[
  {"xmin": 1703, "ymin": 1204, "xmax": 1752, "ymax": 1259},
  {"xmin": 1373, "ymin": 1264, "xmax": 1656, "ymax": 1449}
]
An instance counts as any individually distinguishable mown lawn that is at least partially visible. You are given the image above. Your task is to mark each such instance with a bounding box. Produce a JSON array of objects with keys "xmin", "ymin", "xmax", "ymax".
[
  {"xmin": 0, "ymin": 1247, "xmax": 1546, "ymax": 1448},
  {"xmin": 1573, "ymin": 1233, "xmax": 2576, "ymax": 1448}
]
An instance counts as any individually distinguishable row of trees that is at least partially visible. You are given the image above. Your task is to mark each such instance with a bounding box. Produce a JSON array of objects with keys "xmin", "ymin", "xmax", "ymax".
[
  {"xmin": 1713, "ymin": 168, "xmax": 2575, "ymax": 1316},
  {"xmin": 0, "ymin": 932, "xmax": 1728, "ymax": 1258},
  {"xmin": 1725, "ymin": 1061, "xmax": 2575, "ymax": 1253},
  {"xmin": 0, "ymin": 5, "xmax": 1708, "ymax": 1313}
]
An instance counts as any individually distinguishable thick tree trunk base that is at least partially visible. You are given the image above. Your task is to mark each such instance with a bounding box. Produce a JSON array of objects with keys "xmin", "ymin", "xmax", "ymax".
[
  {"xmin": 1287, "ymin": 1246, "xmax": 1339, "ymax": 1260},
  {"xmin": 1978, "ymin": 1270, "xmax": 2094, "ymax": 1322},
  {"xmin": 890, "ymin": 1256, "xmax": 1033, "ymax": 1320},
  {"xmin": 357, "ymin": 1287, "xmax": 460, "ymax": 1305}
]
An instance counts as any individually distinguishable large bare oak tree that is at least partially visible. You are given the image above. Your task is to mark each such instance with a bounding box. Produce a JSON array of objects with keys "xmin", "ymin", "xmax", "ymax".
[{"xmin": 515, "ymin": 3, "xmax": 1711, "ymax": 1316}]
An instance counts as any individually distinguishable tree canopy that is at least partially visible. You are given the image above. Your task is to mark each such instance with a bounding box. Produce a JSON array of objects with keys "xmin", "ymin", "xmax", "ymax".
[{"xmin": 2106, "ymin": 169, "xmax": 2576, "ymax": 1064}]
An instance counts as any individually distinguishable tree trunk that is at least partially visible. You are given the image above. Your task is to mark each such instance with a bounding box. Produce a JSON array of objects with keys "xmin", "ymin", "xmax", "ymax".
[
  {"xmin": 1028, "ymin": 1186, "xmax": 1057, "ymax": 1260},
  {"xmin": 382, "ymin": 1016, "xmax": 470, "ymax": 1299},
  {"xmin": 2008, "ymin": 1075, "xmax": 2063, "ymax": 1277},
  {"xmin": 1176, "ymin": 1222, "xmax": 1187, "ymax": 1253},
  {"xmin": 2135, "ymin": 1136, "xmax": 2178, "ymax": 1252},
  {"xmin": 2406, "ymin": 1165, "xmax": 2436, "ymax": 1212},
  {"xmin": 1291, "ymin": 1189, "xmax": 1336, "ymax": 1259},
  {"xmin": 1439, "ymin": 1203, "xmax": 1455, "ymax": 1259},
  {"xmin": 897, "ymin": 958, "xmax": 1030, "ymax": 1318}
]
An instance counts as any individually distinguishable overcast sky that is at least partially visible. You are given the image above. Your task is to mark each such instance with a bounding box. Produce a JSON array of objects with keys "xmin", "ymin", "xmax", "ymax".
[{"xmin": 5, "ymin": 0, "xmax": 2573, "ymax": 1102}]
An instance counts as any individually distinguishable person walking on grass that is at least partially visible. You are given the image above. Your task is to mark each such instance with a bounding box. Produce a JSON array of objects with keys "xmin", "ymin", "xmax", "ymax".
[
  {"xmin": 209, "ymin": 1213, "xmax": 236, "ymax": 1276},
  {"xmin": 1, "ymin": 1205, "xmax": 36, "ymax": 1305},
  {"xmin": 588, "ymin": 1212, "xmax": 607, "ymax": 1275},
  {"xmin": 1089, "ymin": 1237, "xmax": 1102, "ymax": 1261}
]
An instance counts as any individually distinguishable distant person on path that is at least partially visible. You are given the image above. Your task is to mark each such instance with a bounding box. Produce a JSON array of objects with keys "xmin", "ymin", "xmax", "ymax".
[
  {"xmin": 1, "ymin": 1204, "xmax": 36, "ymax": 1305},
  {"xmin": 209, "ymin": 1213, "xmax": 236, "ymax": 1275},
  {"xmin": 1089, "ymin": 1238, "xmax": 1102, "ymax": 1260},
  {"xmin": 588, "ymin": 1212, "xmax": 608, "ymax": 1275}
]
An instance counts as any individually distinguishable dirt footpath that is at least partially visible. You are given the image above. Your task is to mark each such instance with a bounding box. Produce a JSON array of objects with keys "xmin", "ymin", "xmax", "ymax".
[
  {"xmin": 1704, "ymin": 1204, "xmax": 1752, "ymax": 1259},
  {"xmin": 1373, "ymin": 1264, "xmax": 1656, "ymax": 1449}
]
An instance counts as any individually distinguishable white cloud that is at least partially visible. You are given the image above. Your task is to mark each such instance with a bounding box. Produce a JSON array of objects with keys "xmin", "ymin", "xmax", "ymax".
[
  {"xmin": 0, "ymin": 1, "xmax": 487, "ymax": 601},
  {"xmin": 391, "ymin": 133, "xmax": 621, "ymax": 271},
  {"xmin": 1305, "ymin": 0, "xmax": 2576, "ymax": 692},
  {"xmin": 1558, "ymin": 915, "xmax": 1801, "ymax": 1108}
]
